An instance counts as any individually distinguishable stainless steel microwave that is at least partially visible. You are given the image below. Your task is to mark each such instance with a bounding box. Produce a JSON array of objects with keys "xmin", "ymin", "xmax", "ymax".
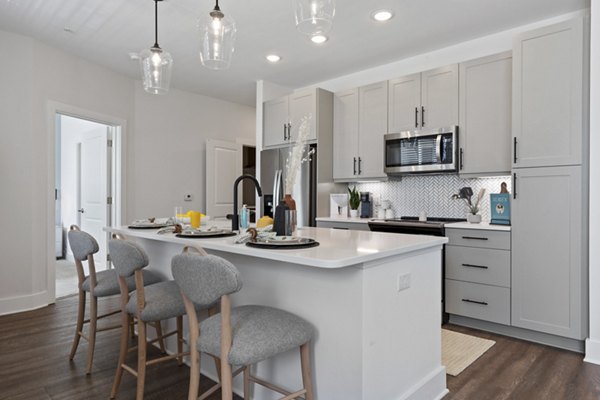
[{"xmin": 384, "ymin": 126, "xmax": 458, "ymax": 175}]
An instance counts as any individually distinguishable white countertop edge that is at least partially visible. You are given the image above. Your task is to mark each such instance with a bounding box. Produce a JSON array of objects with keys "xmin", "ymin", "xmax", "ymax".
[
  {"xmin": 105, "ymin": 226, "xmax": 447, "ymax": 269},
  {"xmin": 445, "ymin": 222, "xmax": 511, "ymax": 231}
]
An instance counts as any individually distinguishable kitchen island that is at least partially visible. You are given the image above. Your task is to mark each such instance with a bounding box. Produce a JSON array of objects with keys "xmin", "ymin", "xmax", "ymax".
[{"xmin": 104, "ymin": 226, "xmax": 448, "ymax": 400}]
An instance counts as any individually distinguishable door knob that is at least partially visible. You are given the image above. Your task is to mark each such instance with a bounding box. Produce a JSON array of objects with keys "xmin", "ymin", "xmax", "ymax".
[{"xmin": 77, "ymin": 208, "xmax": 85, "ymax": 213}]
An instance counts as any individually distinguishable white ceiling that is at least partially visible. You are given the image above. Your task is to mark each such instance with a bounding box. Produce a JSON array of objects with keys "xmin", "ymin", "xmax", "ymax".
[{"xmin": 0, "ymin": 0, "xmax": 589, "ymax": 106}]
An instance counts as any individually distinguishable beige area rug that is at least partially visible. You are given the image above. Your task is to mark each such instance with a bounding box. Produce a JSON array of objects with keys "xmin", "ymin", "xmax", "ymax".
[{"xmin": 442, "ymin": 329, "xmax": 496, "ymax": 376}]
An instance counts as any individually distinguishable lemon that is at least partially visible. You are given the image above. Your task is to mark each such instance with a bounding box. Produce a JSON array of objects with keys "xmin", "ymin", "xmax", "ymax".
[{"xmin": 256, "ymin": 216, "xmax": 273, "ymax": 228}]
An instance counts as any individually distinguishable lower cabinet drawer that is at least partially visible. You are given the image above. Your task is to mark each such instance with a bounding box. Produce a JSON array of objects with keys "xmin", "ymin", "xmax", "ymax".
[
  {"xmin": 445, "ymin": 279, "xmax": 510, "ymax": 325},
  {"xmin": 445, "ymin": 246, "xmax": 510, "ymax": 287}
]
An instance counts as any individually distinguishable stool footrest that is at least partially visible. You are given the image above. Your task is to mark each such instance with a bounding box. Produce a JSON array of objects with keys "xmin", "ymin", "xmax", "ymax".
[{"xmin": 251, "ymin": 374, "xmax": 306, "ymax": 399}]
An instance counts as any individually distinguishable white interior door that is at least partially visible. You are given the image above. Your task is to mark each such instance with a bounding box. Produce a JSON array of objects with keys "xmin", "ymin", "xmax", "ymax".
[
  {"xmin": 206, "ymin": 139, "xmax": 242, "ymax": 219},
  {"xmin": 78, "ymin": 127, "xmax": 109, "ymax": 270}
]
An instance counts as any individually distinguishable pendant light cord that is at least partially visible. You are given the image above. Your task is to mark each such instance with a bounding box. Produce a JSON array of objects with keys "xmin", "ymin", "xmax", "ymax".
[
  {"xmin": 154, "ymin": 0, "xmax": 159, "ymax": 48},
  {"xmin": 214, "ymin": 0, "xmax": 220, "ymax": 12}
]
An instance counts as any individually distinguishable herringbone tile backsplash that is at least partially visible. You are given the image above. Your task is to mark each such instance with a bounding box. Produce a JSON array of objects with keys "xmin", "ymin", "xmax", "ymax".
[{"xmin": 352, "ymin": 175, "xmax": 512, "ymax": 222}]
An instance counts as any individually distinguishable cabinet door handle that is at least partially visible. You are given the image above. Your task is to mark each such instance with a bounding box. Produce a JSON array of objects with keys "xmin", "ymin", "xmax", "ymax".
[
  {"xmin": 421, "ymin": 106, "xmax": 425, "ymax": 127},
  {"xmin": 462, "ymin": 263, "xmax": 489, "ymax": 269},
  {"xmin": 358, "ymin": 157, "xmax": 362, "ymax": 175},
  {"xmin": 513, "ymin": 137, "xmax": 518, "ymax": 164},
  {"xmin": 415, "ymin": 107, "xmax": 419, "ymax": 128},
  {"xmin": 461, "ymin": 236, "xmax": 489, "ymax": 241},
  {"xmin": 287, "ymin": 123, "xmax": 292, "ymax": 140},
  {"xmin": 459, "ymin": 148, "xmax": 464, "ymax": 170},
  {"xmin": 353, "ymin": 157, "xmax": 357, "ymax": 175},
  {"xmin": 513, "ymin": 172, "xmax": 517, "ymax": 199},
  {"xmin": 462, "ymin": 298, "xmax": 488, "ymax": 306},
  {"xmin": 283, "ymin": 123, "xmax": 288, "ymax": 141},
  {"xmin": 332, "ymin": 227, "xmax": 349, "ymax": 230}
]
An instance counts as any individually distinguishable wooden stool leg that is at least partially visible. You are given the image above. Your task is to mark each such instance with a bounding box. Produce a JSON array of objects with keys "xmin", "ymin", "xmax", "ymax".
[
  {"xmin": 155, "ymin": 320, "xmax": 167, "ymax": 354},
  {"xmin": 85, "ymin": 295, "xmax": 98, "ymax": 374},
  {"xmin": 136, "ymin": 321, "xmax": 147, "ymax": 400},
  {"xmin": 69, "ymin": 289, "xmax": 86, "ymax": 360},
  {"xmin": 110, "ymin": 311, "xmax": 130, "ymax": 399},
  {"xmin": 188, "ymin": 348, "xmax": 200, "ymax": 400},
  {"xmin": 176, "ymin": 315, "xmax": 183, "ymax": 365},
  {"xmin": 243, "ymin": 366, "xmax": 251, "ymax": 399},
  {"xmin": 221, "ymin": 361, "xmax": 233, "ymax": 400},
  {"xmin": 300, "ymin": 343, "xmax": 314, "ymax": 400}
]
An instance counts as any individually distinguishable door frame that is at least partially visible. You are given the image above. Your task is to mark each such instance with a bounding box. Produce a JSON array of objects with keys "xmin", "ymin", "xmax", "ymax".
[{"xmin": 46, "ymin": 101, "xmax": 126, "ymax": 303}]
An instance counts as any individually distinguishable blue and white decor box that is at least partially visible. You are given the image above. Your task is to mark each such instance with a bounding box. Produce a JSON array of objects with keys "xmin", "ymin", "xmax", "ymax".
[{"xmin": 490, "ymin": 193, "xmax": 511, "ymax": 225}]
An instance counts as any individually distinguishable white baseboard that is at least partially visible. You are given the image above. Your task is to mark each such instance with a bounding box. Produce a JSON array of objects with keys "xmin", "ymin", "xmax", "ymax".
[
  {"xmin": 585, "ymin": 338, "xmax": 600, "ymax": 365},
  {"xmin": 402, "ymin": 366, "xmax": 448, "ymax": 400},
  {"xmin": 0, "ymin": 291, "xmax": 49, "ymax": 316}
]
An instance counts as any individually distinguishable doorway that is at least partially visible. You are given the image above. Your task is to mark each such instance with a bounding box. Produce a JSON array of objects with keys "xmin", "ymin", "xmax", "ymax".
[{"xmin": 54, "ymin": 113, "xmax": 119, "ymax": 298}]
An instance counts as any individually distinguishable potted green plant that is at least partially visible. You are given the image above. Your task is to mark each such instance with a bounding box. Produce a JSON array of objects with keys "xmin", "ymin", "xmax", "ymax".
[
  {"xmin": 451, "ymin": 187, "xmax": 486, "ymax": 223},
  {"xmin": 348, "ymin": 186, "xmax": 360, "ymax": 218}
]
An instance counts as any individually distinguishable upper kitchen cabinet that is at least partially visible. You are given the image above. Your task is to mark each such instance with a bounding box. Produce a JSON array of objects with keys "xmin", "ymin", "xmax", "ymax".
[
  {"xmin": 333, "ymin": 89, "xmax": 359, "ymax": 181},
  {"xmin": 388, "ymin": 64, "xmax": 458, "ymax": 133},
  {"xmin": 459, "ymin": 52, "xmax": 512, "ymax": 176},
  {"xmin": 263, "ymin": 88, "xmax": 332, "ymax": 148},
  {"xmin": 512, "ymin": 17, "xmax": 587, "ymax": 168},
  {"xmin": 333, "ymin": 82, "xmax": 388, "ymax": 181}
]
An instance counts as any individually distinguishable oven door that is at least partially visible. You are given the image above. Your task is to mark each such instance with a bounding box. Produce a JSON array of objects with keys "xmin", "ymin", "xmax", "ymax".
[{"xmin": 384, "ymin": 126, "xmax": 458, "ymax": 174}]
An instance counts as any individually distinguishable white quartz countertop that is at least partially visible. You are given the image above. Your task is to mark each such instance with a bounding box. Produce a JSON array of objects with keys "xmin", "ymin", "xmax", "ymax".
[
  {"xmin": 315, "ymin": 217, "xmax": 375, "ymax": 224},
  {"xmin": 105, "ymin": 226, "xmax": 447, "ymax": 269},
  {"xmin": 445, "ymin": 221, "xmax": 511, "ymax": 231}
]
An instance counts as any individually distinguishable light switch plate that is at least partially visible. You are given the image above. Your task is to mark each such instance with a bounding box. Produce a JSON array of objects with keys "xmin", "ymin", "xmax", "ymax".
[{"xmin": 397, "ymin": 273, "xmax": 411, "ymax": 291}]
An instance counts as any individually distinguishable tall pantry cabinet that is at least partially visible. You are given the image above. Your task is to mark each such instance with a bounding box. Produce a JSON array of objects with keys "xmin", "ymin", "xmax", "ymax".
[{"xmin": 511, "ymin": 16, "xmax": 589, "ymax": 340}]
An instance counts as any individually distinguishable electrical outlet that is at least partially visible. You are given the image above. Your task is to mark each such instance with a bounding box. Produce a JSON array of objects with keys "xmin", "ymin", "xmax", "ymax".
[
  {"xmin": 184, "ymin": 194, "xmax": 193, "ymax": 202},
  {"xmin": 397, "ymin": 273, "xmax": 411, "ymax": 291}
]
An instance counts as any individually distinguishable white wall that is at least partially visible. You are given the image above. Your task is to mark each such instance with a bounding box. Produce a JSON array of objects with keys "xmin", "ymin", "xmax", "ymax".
[
  {"xmin": 585, "ymin": 1, "xmax": 600, "ymax": 364},
  {"xmin": 130, "ymin": 83, "xmax": 255, "ymax": 220},
  {"xmin": 0, "ymin": 29, "xmax": 255, "ymax": 315}
]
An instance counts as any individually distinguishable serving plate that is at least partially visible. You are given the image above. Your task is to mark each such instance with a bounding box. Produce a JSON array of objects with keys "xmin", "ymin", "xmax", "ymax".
[
  {"xmin": 246, "ymin": 236, "xmax": 319, "ymax": 249},
  {"xmin": 128, "ymin": 223, "xmax": 170, "ymax": 229},
  {"xmin": 176, "ymin": 229, "xmax": 237, "ymax": 239}
]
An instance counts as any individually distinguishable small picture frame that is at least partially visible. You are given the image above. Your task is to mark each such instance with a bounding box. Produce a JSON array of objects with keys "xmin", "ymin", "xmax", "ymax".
[{"xmin": 490, "ymin": 193, "xmax": 511, "ymax": 225}]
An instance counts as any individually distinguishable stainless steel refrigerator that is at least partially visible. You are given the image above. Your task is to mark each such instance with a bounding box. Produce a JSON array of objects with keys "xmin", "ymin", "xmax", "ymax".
[{"xmin": 260, "ymin": 144, "xmax": 317, "ymax": 227}]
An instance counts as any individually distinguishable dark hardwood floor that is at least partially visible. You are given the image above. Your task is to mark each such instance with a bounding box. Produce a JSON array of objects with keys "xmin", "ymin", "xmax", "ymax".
[{"xmin": 2, "ymin": 295, "xmax": 600, "ymax": 399}]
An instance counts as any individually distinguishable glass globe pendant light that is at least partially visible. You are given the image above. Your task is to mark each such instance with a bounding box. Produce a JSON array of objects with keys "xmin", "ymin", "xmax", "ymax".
[
  {"xmin": 293, "ymin": 0, "xmax": 336, "ymax": 36},
  {"xmin": 140, "ymin": 0, "xmax": 173, "ymax": 94},
  {"xmin": 199, "ymin": 0, "xmax": 236, "ymax": 70}
]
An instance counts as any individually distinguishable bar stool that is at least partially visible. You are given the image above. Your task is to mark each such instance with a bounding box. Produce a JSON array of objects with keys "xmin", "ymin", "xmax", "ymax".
[
  {"xmin": 172, "ymin": 247, "xmax": 315, "ymax": 400},
  {"xmin": 109, "ymin": 238, "xmax": 195, "ymax": 400},
  {"xmin": 67, "ymin": 225, "xmax": 162, "ymax": 374}
]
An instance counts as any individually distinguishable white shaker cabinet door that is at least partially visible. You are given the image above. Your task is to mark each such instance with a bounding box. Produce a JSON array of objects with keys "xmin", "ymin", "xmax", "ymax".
[
  {"xmin": 263, "ymin": 96, "xmax": 289, "ymax": 148},
  {"xmin": 388, "ymin": 73, "xmax": 421, "ymax": 133},
  {"xmin": 421, "ymin": 64, "xmax": 459, "ymax": 129},
  {"xmin": 358, "ymin": 81, "xmax": 388, "ymax": 180},
  {"xmin": 289, "ymin": 88, "xmax": 317, "ymax": 142},
  {"xmin": 511, "ymin": 166, "xmax": 585, "ymax": 339},
  {"xmin": 512, "ymin": 17, "xmax": 585, "ymax": 168},
  {"xmin": 459, "ymin": 52, "xmax": 512, "ymax": 176},
  {"xmin": 333, "ymin": 89, "xmax": 359, "ymax": 181}
]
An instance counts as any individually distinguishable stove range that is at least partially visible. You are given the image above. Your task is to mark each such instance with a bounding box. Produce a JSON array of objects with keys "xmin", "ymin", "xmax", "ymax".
[{"xmin": 368, "ymin": 216, "xmax": 466, "ymax": 236}]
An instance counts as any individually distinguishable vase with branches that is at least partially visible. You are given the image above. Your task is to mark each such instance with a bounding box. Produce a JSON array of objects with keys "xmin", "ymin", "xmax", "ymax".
[
  {"xmin": 283, "ymin": 114, "xmax": 314, "ymax": 211},
  {"xmin": 452, "ymin": 186, "xmax": 486, "ymax": 223}
]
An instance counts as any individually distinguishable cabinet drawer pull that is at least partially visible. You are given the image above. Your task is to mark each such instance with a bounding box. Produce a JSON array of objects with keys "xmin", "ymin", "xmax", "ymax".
[
  {"xmin": 332, "ymin": 227, "xmax": 349, "ymax": 230},
  {"xmin": 358, "ymin": 157, "xmax": 362, "ymax": 175},
  {"xmin": 461, "ymin": 236, "xmax": 489, "ymax": 241},
  {"xmin": 462, "ymin": 263, "xmax": 488, "ymax": 269},
  {"xmin": 421, "ymin": 106, "xmax": 425, "ymax": 127},
  {"xmin": 353, "ymin": 157, "xmax": 357, "ymax": 175},
  {"xmin": 513, "ymin": 137, "xmax": 518, "ymax": 163},
  {"xmin": 462, "ymin": 298, "xmax": 488, "ymax": 306}
]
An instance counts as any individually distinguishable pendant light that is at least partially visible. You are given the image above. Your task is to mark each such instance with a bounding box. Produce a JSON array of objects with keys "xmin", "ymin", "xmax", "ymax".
[
  {"xmin": 139, "ymin": 0, "xmax": 173, "ymax": 94},
  {"xmin": 199, "ymin": 0, "xmax": 236, "ymax": 70},
  {"xmin": 293, "ymin": 0, "xmax": 335, "ymax": 36}
]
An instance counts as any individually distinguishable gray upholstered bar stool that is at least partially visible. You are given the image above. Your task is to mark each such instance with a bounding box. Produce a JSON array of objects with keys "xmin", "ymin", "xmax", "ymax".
[
  {"xmin": 172, "ymin": 247, "xmax": 315, "ymax": 400},
  {"xmin": 67, "ymin": 225, "xmax": 162, "ymax": 374},
  {"xmin": 109, "ymin": 238, "xmax": 192, "ymax": 400}
]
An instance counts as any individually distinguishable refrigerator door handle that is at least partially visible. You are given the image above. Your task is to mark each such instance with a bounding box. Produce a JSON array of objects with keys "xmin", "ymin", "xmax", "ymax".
[{"xmin": 273, "ymin": 169, "xmax": 282, "ymax": 205}]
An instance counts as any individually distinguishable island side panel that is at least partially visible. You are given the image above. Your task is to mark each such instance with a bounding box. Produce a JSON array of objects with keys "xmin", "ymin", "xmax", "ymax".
[
  {"xmin": 361, "ymin": 248, "xmax": 447, "ymax": 400},
  {"xmin": 206, "ymin": 249, "xmax": 366, "ymax": 400}
]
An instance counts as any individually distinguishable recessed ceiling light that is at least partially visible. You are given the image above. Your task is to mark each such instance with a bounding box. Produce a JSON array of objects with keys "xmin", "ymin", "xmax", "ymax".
[
  {"xmin": 371, "ymin": 9, "xmax": 393, "ymax": 22},
  {"xmin": 266, "ymin": 54, "xmax": 281, "ymax": 63},
  {"xmin": 311, "ymin": 35, "xmax": 328, "ymax": 44}
]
